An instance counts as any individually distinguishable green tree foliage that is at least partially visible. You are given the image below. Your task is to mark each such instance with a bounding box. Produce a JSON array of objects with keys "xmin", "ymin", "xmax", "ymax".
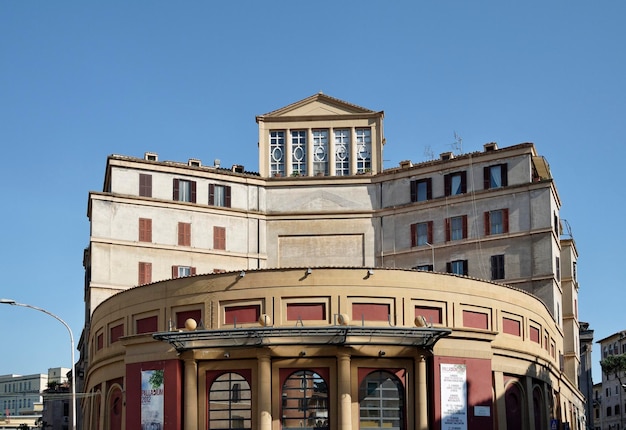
[
  {"xmin": 148, "ymin": 369, "xmax": 164, "ymax": 389},
  {"xmin": 600, "ymin": 353, "xmax": 626, "ymax": 384}
]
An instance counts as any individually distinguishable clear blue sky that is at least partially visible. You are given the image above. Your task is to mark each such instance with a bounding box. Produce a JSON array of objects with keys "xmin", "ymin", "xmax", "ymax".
[{"xmin": 1, "ymin": 1, "xmax": 623, "ymax": 383}]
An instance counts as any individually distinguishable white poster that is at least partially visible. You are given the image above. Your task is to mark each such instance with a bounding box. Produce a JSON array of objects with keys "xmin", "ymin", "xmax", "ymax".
[
  {"xmin": 440, "ymin": 363, "xmax": 467, "ymax": 430},
  {"xmin": 141, "ymin": 369, "xmax": 164, "ymax": 430}
]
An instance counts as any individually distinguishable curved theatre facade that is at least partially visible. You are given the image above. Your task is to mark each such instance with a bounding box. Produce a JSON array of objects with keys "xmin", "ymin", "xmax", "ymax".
[{"xmin": 83, "ymin": 267, "xmax": 582, "ymax": 430}]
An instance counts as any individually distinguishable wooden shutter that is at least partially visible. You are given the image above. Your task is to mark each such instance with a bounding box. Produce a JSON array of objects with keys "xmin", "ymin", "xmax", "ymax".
[
  {"xmin": 172, "ymin": 265, "xmax": 179, "ymax": 279},
  {"xmin": 462, "ymin": 215, "xmax": 468, "ymax": 239},
  {"xmin": 224, "ymin": 186, "xmax": 231, "ymax": 208},
  {"xmin": 191, "ymin": 267, "xmax": 196, "ymax": 276},
  {"xmin": 410, "ymin": 180, "xmax": 417, "ymax": 202},
  {"xmin": 500, "ymin": 163, "xmax": 508, "ymax": 187},
  {"xmin": 139, "ymin": 174, "xmax": 152, "ymax": 197},
  {"xmin": 208, "ymin": 183, "xmax": 215, "ymax": 205},
  {"xmin": 426, "ymin": 178, "xmax": 432, "ymax": 200},
  {"xmin": 462, "ymin": 260, "xmax": 469, "ymax": 276},
  {"xmin": 214, "ymin": 226, "xmax": 226, "ymax": 250},
  {"xmin": 173, "ymin": 179, "xmax": 179, "ymax": 201},
  {"xmin": 445, "ymin": 218, "xmax": 451, "ymax": 242},
  {"xmin": 178, "ymin": 222, "xmax": 191, "ymax": 246},
  {"xmin": 444, "ymin": 174, "xmax": 451, "ymax": 196},
  {"xmin": 484, "ymin": 212, "xmax": 491, "ymax": 236},
  {"xmin": 460, "ymin": 171, "xmax": 467, "ymax": 194},
  {"xmin": 483, "ymin": 166, "xmax": 491, "ymax": 190},
  {"xmin": 138, "ymin": 262, "xmax": 152, "ymax": 285},
  {"xmin": 503, "ymin": 208, "xmax": 509, "ymax": 233},
  {"xmin": 427, "ymin": 221, "xmax": 433, "ymax": 244},
  {"xmin": 410, "ymin": 223, "xmax": 417, "ymax": 247},
  {"xmin": 190, "ymin": 181, "xmax": 197, "ymax": 203},
  {"xmin": 139, "ymin": 218, "xmax": 152, "ymax": 242},
  {"xmin": 446, "ymin": 262, "xmax": 452, "ymax": 273}
]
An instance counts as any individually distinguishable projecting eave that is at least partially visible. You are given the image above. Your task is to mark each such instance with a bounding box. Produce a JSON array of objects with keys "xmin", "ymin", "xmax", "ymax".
[{"xmin": 153, "ymin": 326, "xmax": 451, "ymax": 353}]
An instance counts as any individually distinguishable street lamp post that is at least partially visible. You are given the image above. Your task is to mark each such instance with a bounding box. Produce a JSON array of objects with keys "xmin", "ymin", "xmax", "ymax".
[{"xmin": 0, "ymin": 299, "xmax": 76, "ymax": 430}]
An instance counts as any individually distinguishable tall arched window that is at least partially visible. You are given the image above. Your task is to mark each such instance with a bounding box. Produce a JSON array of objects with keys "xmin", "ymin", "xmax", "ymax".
[
  {"xmin": 505, "ymin": 381, "xmax": 525, "ymax": 430},
  {"xmin": 281, "ymin": 370, "xmax": 329, "ymax": 430},
  {"xmin": 106, "ymin": 385, "xmax": 123, "ymax": 430},
  {"xmin": 359, "ymin": 371, "xmax": 405, "ymax": 430},
  {"xmin": 209, "ymin": 372, "xmax": 251, "ymax": 430},
  {"xmin": 533, "ymin": 385, "xmax": 545, "ymax": 430}
]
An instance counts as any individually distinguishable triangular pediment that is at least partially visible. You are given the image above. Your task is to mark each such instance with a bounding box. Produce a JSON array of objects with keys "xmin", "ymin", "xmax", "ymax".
[{"xmin": 259, "ymin": 93, "xmax": 376, "ymax": 119}]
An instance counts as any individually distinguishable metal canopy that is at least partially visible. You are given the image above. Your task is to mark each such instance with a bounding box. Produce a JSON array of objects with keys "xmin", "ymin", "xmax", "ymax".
[{"xmin": 153, "ymin": 326, "xmax": 451, "ymax": 352}]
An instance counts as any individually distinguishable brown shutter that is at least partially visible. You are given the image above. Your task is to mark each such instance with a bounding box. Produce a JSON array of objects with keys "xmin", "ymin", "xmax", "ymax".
[
  {"xmin": 191, "ymin": 267, "xmax": 196, "ymax": 276},
  {"xmin": 410, "ymin": 223, "xmax": 417, "ymax": 247},
  {"xmin": 503, "ymin": 208, "xmax": 509, "ymax": 233},
  {"xmin": 172, "ymin": 266, "xmax": 178, "ymax": 279},
  {"xmin": 463, "ymin": 260, "xmax": 469, "ymax": 276},
  {"xmin": 410, "ymin": 180, "xmax": 417, "ymax": 202},
  {"xmin": 190, "ymin": 181, "xmax": 197, "ymax": 203},
  {"xmin": 460, "ymin": 171, "xmax": 467, "ymax": 194},
  {"xmin": 501, "ymin": 163, "xmax": 508, "ymax": 186},
  {"xmin": 426, "ymin": 178, "xmax": 432, "ymax": 200},
  {"xmin": 483, "ymin": 166, "xmax": 490, "ymax": 190},
  {"xmin": 484, "ymin": 212, "xmax": 491, "ymax": 236},
  {"xmin": 445, "ymin": 218, "xmax": 451, "ymax": 242},
  {"xmin": 427, "ymin": 221, "xmax": 433, "ymax": 244},
  {"xmin": 173, "ymin": 179, "xmax": 179, "ymax": 200},
  {"xmin": 208, "ymin": 184, "xmax": 215, "ymax": 205},
  {"xmin": 444, "ymin": 174, "xmax": 451, "ymax": 196},
  {"xmin": 225, "ymin": 186, "xmax": 231, "ymax": 208},
  {"xmin": 462, "ymin": 215, "xmax": 468, "ymax": 239}
]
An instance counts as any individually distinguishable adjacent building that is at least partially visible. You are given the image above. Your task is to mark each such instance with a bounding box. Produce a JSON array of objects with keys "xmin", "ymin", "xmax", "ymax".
[
  {"xmin": 595, "ymin": 331, "xmax": 626, "ymax": 430},
  {"xmin": 78, "ymin": 93, "xmax": 585, "ymax": 429}
]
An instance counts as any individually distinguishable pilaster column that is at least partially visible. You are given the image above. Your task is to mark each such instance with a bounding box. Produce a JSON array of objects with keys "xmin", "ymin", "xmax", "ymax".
[
  {"xmin": 415, "ymin": 354, "xmax": 428, "ymax": 430},
  {"xmin": 493, "ymin": 371, "xmax": 507, "ymax": 429},
  {"xmin": 258, "ymin": 351, "xmax": 272, "ymax": 430},
  {"xmin": 337, "ymin": 352, "xmax": 352, "ymax": 430},
  {"xmin": 525, "ymin": 376, "xmax": 536, "ymax": 430},
  {"xmin": 184, "ymin": 358, "xmax": 198, "ymax": 430}
]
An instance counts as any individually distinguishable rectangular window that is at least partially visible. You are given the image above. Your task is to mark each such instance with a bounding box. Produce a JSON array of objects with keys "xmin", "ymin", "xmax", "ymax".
[
  {"xmin": 171, "ymin": 265, "xmax": 196, "ymax": 279},
  {"xmin": 334, "ymin": 129, "xmax": 350, "ymax": 176},
  {"xmin": 291, "ymin": 130, "xmax": 307, "ymax": 175},
  {"xmin": 214, "ymin": 226, "xmax": 226, "ymax": 250},
  {"xmin": 410, "ymin": 178, "xmax": 432, "ymax": 202},
  {"xmin": 356, "ymin": 128, "xmax": 372, "ymax": 173},
  {"xmin": 491, "ymin": 255, "xmax": 505, "ymax": 280},
  {"xmin": 484, "ymin": 209, "xmax": 509, "ymax": 235},
  {"xmin": 312, "ymin": 129, "xmax": 329, "ymax": 176},
  {"xmin": 138, "ymin": 218, "xmax": 152, "ymax": 242},
  {"xmin": 411, "ymin": 221, "xmax": 433, "ymax": 247},
  {"xmin": 447, "ymin": 260, "xmax": 468, "ymax": 276},
  {"xmin": 178, "ymin": 222, "xmax": 191, "ymax": 246},
  {"xmin": 556, "ymin": 257, "xmax": 560, "ymax": 281},
  {"xmin": 139, "ymin": 173, "xmax": 152, "ymax": 197},
  {"xmin": 483, "ymin": 163, "xmax": 508, "ymax": 189},
  {"xmin": 445, "ymin": 215, "xmax": 467, "ymax": 241},
  {"xmin": 270, "ymin": 130, "xmax": 286, "ymax": 176},
  {"xmin": 138, "ymin": 262, "xmax": 152, "ymax": 285},
  {"xmin": 444, "ymin": 171, "xmax": 467, "ymax": 196},
  {"xmin": 415, "ymin": 264, "xmax": 433, "ymax": 272},
  {"xmin": 173, "ymin": 179, "xmax": 196, "ymax": 203},
  {"xmin": 209, "ymin": 184, "xmax": 231, "ymax": 207}
]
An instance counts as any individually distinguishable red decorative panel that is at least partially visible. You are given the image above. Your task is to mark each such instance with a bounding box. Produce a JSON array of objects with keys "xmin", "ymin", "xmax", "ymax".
[
  {"xmin": 287, "ymin": 303, "xmax": 326, "ymax": 321},
  {"xmin": 136, "ymin": 316, "xmax": 158, "ymax": 334},
  {"xmin": 97, "ymin": 333, "xmax": 103, "ymax": 350},
  {"xmin": 225, "ymin": 305, "xmax": 260, "ymax": 324},
  {"xmin": 462, "ymin": 310, "xmax": 489, "ymax": 329},
  {"xmin": 414, "ymin": 306, "xmax": 442, "ymax": 324},
  {"xmin": 530, "ymin": 326, "xmax": 540, "ymax": 344},
  {"xmin": 352, "ymin": 303, "xmax": 390, "ymax": 322},
  {"xmin": 110, "ymin": 324, "xmax": 124, "ymax": 344},
  {"xmin": 502, "ymin": 318, "xmax": 521, "ymax": 336},
  {"xmin": 176, "ymin": 309, "xmax": 202, "ymax": 329}
]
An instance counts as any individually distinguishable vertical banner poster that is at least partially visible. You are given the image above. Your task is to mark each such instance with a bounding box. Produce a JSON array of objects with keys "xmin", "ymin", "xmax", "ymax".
[
  {"xmin": 440, "ymin": 363, "xmax": 467, "ymax": 430},
  {"xmin": 141, "ymin": 369, "xmax": 164, "ymax": 430}
]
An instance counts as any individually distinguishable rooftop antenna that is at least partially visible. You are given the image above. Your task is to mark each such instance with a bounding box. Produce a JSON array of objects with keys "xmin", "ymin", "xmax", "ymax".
[
  {"xmin": 451, "ymin": 132, "xmax": 463, "ymax": 154},
  {"xmin": 424, "ymin": 145, "xmax": 434, "ymax": 160}
]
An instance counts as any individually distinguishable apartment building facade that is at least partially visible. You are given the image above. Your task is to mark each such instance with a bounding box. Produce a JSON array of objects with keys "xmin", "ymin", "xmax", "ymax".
[
  {"xmin": 79, "ymin": 93, "xmax": 585, "ymax": 429},
  {"xmin": 595, "ymin": 331, "xmax": 626, "ymax": 430}
]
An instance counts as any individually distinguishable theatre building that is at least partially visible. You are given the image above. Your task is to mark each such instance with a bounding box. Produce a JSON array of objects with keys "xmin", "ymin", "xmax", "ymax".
[{"xmin": 79, "ymin": 94, "xmax": 585, "ymax": 429}]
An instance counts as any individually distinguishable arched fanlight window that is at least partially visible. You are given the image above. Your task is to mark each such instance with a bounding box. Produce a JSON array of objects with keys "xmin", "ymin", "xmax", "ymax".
[
  {"xmin": 359, "ymin": 370, "xmax": 405, "ymax": 430},
  {"xmin": 281, "ymin": 370, "xmax": 329, "ymax": 430},
  {"xmin": 209, "ymin": 372, "xmax": 251, "ymax": 430}
]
